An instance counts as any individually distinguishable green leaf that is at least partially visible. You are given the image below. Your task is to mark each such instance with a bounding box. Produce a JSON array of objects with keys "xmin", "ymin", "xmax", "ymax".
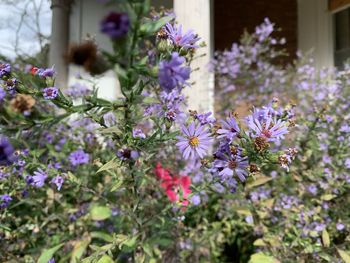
[
  {"xmin": 91, "ymin": 232, "xmax": 113, "ymax": 242},
  {"xmin": 337, "ymin": 249, "xmax": 350, "ymax": 263},
  {"xmin": 249, "ymin": 253, "xmax": 280, "ymax": 263},
  {"xmin": 322, "ymin": 229, "xmax": 330, "ymax": 247},
  {"xmin": 246, "ymin": 176, "xmax": 272, "ymax": 189},
  {"xmin": 110, "ymin": 179, "xmax": 123, "ymax": 192},
  {"xmin": 97, "ymin": 255, "xmax": 114, "ymax": 263},
  {"xmin": 37, "ymin": 243, "xmax": 64, "ymax": 263},
  {"xmin": 142, "ymin": 96, "xmax": 159, "ymax": 105},
  {"xmin": 97, "ymin": 159, "xmax": 119, "ymax": 173},
  {"xmin": 321, "ymin": 194, "xmax": 336, "ymax": 201},
  {"xmin": 99, "ymin": 126, "xmax": 122, "ymax": 135},
  {"xmin": 253, "ymin": 239, "xmax": 267, "ymax": 247},
  {"xmin": 140, "ymin": 16, "xmax": 173, "ymax": 36},
  {"xmin": 70, "ymin": 239, "xmax": 90, "ymax": 263},
  {"xmin": 67, "ymin": 171, "xmax": 81, "ymax": 185},
  {"xmin": 121, "ymin": 236, "xmax": 138, "ymax": 249},
  {"xmin": 90, "ymin": 206, "xmax": 112, "ymax": 221}
]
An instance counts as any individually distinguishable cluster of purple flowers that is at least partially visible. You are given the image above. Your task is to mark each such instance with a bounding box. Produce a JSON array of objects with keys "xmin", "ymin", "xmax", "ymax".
[
  {"xmin": 0, "ymin": 136, "xmax": 16, "ymax": 166},
  {"xmin": 0, "ymin": 194, "xmax": 12, "ymax": 209},
  {"xmin": 210, "ymin": 115, "xmax": 249, "ymax": 192},
  {"xmin": 100, "ymin": 12, "xmax": 130, "ymax": 39}
]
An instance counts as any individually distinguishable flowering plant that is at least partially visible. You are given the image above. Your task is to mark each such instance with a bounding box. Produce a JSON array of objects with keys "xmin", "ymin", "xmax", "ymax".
[
  {"xmin": 2, "ymin": 2, "xmax": 344, "ymax": 262},
  {"xmin": 210, "ymin": 19, "xmax": 350, "ymax": 262}
]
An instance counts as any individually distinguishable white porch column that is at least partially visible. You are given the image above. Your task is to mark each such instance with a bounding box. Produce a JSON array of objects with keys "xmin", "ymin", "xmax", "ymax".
[
  {"xmin": 174, "ymin": 0, "xmax": 214, "ymax": 113},
  {"xmin": 298, "ymin": 0, "xmax": 334, "ymax": 68},
  {"xmin": 49, "ymin": 0, "xmax": 73, "ymax": 89}
]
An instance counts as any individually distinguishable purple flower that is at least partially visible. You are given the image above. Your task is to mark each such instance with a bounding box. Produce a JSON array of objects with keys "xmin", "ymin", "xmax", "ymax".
[
  {"xmin": 213, "ymin": 154, "xmax": 249, "ymax": 182},
  {"xmin": 0, "ymin": 194, "xmax": 12, "ymax": 208},
  {"xmin": 307, "ymin": 184, "xmax": 318, "ymax": 195},
  {"xmin": 65, "ymin": 83, "xmax": 91, "ymax": 98},
  {"xmin": 100, "ymin": 12, "xmax": 130, "ymax": 38},
  {"xmin": 117, "ymin": 148, "xmax": 139, "ymax": 161},
  {"xmin": 32, "ymin": 168, "xmax": 47, "ymax": 188},
  {"xmin": 43, "ymin": 87, "xmax": 59, "ymax": 99},
  {"xmin": 344, "ymin": 158, "xmax": 350, "ymax": 169},
  {"xmin": 0, "ymin": 63, "xmax": 11, "ymax": 78},
  {"xmin": 103, "ymin": 112, "xmax": 117, "ymax": 127},
  {"xmin": 51, "ymin": 176, "xmax": 64, "ymax": 190},
  {"xmin": 132, "ymin": 128, "xmax": 146, "ymax": 139},
  {"xmin": 158, "ymin": 52, "xmax": 190, "ymax": 92},
  {"xmin": 191, "ymin": 194, "xmax": 201, "ymax": 206},
  {"xmin": 176, "ymin": 122, "xmax": 212, "ymax": 159},
  {"xmin": 0, "ymin": 87, "xmax": 6, "ymax": 101},
  {"xmin": 0, "ymin": 136, "xmax": 16, "ymax": 166},
  {"xmin": 336, "ymin": 223, "xmax": 345, "ymax": 231},
  {"xmin": 164, "ymin": 23, "xmax": 200, "ymax": 50},
  {"xmin": 37, "ymin": 67, "xmax": 55, "ymax": 78},
  {"xmin": 48, "ymin": 258, "xmax": 55, "ymax": 263},
  {"xmin": 69, "ymin": 149, "xmax": 90, "ymax": 166},
  {"xmin": 195, "ymin": 112, "xmax": 216, "ymax": 126},
  {"xmin": 217, "ymin": 115, "xmax": 240, "ymax": 141},
  {"xmin": 246, "ymin": 114, "xmax": 288, "ymax": 142}
]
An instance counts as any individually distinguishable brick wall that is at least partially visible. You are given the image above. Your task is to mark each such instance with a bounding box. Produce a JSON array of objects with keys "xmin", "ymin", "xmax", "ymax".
[{"xmin": 214, "ymin": 0, "xmax": 298, "ymax": 63}]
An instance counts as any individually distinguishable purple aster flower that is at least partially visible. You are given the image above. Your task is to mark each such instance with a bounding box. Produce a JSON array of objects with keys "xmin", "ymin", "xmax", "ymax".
[
  {"xmin": 0, "ymin": 136, "xmax": 16, "ymax": 166},
  {"xmin": 164, "ymin": 23, "xmax": 201, "ymax": 50},
  {"xmin": 0, "ymin": 194, "xmax": 12, "ymax": 208},
  {"xmin": 69, "ymin": 149, "xmax": 90, "ymax": 166},
  {"xmin": 336, "ymin": 223, "xmax": 345, "ymax": 231},
  {"xmin": 246, "ymin": 114, "xmax": 288, "ymax": 142},
  {"xmin": 132, "ymin": 128, "xmax": 146, "ymax": 139},
  {"xmin": 103, "ymin": 112, "xmax": 117, "ymax": 127},
  {"xmin": 194, "ymin": 112, "xmax": 216, "ymax": 126},
  {"xmin": 116, "ymin": 148, "xmax": 139, "ymax": 161},
  {"xmin": 176, "ymin": 122, "xmax": 212, "ymax": 159},
  {"xmin": 345, "ymin": 158, "xmax": 350, "ymax": 169},
  {"xmin": 217, "ymin": 115, "xmax": 240, "ymax": 141},
  {"xmin": 307, "ymin": 184, "xmax": 318, "ymax": 195},
  {"xmin": 51, "ymin": 176, "xmax": 64, "ymax": 190},
  {"xmin": 158, "ymin": 52, "xmax": 190, "ymax": 92},
  {"xmin": 31, "ymin": 168, "xmax": 47, "ymax": 188},
  {"xmin": 37, "ymin": 67, "xmax": 55, "ymax": 78},
  {"xmin": 0, "ymin": 87, "xmax": 6, "ymax": 101},
  {"xmin": 191, "ymin": 194, "xmax": 201, "ymax": 206},
  {"xmin": 0, "ymin": 63, "xmax": 11, "ymax": 78},
  {"xmin": 48, "ymin": 258, "xmax": 55, "ymax": 263},
  {"xmin": 100, "ymin": 12, "xmax": 130, "ymax": 39},
  {"xmin": 213, "ymin": 154, "xmax": 249, "ymax": 182},
  {"xmin": 43, "ymin": 87, "xmax": 59, "ymax": 99},
  {"xmin": 245, "ymin": 215, "xmax": 254, "ymax": 224}
]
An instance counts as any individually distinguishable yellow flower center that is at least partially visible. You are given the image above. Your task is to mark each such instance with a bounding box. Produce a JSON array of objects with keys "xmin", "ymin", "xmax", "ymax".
[{"xmin": 189, "ymin": 136, "xmax": 199, "ymax": 147}]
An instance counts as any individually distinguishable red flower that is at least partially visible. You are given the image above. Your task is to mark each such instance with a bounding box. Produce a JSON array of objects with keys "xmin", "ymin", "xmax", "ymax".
[
  {"xmin": 154, "ymin": 163, "xmax": 191, "ymax": 206},
  {"xmin": 30, "ymin": 67, "xmax": 38, "ymax": 75}
]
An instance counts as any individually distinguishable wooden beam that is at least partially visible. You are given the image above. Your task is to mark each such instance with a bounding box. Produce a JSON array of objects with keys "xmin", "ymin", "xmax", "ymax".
[{"xmin": 329, "ymin": 0, "xmax": 350, "ymax": 12}]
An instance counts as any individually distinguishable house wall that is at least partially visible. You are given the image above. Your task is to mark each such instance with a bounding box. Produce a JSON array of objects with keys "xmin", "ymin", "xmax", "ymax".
[{"xmin": 68, "ymin": 0, "xmax": 173, "ymax": 101}]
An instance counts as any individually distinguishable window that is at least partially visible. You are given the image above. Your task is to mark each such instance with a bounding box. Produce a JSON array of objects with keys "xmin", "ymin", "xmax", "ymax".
[{"xmin": 333, "ymin": 7, "xmax": 350, "ymax": 68}]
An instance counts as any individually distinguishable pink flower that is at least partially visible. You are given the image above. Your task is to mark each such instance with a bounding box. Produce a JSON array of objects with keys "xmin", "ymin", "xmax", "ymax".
[{"xmin": 154, "ymin": 163, "xmax": 191, "ymax": 207}]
